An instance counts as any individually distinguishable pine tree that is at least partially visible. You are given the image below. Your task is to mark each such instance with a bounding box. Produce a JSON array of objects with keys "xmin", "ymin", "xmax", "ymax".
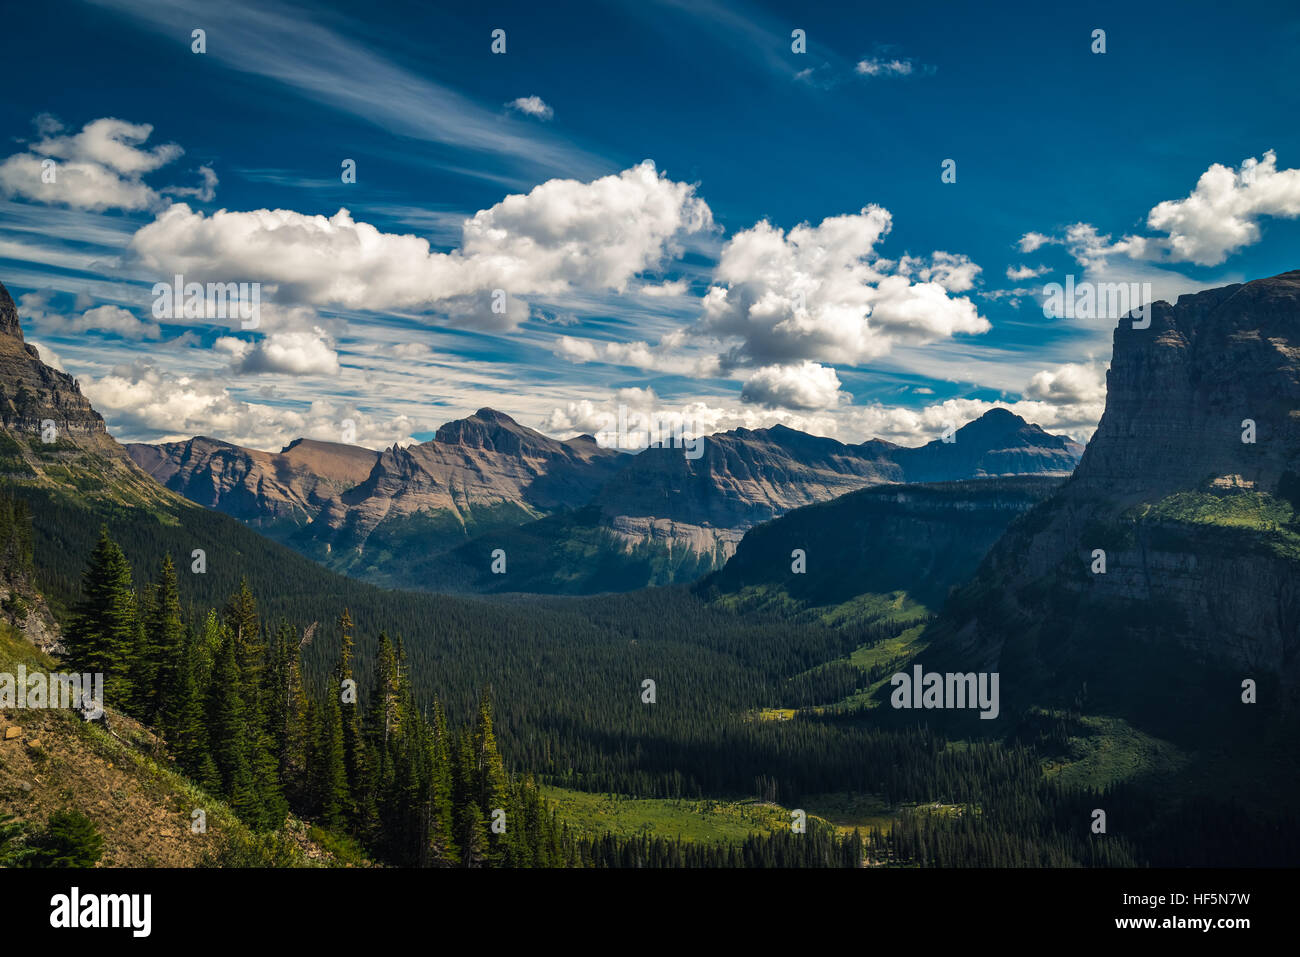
[
  {"xmin": 223, "ymin": 578, "xmax": 263, "ymax": 683},
  {"xmin": 166, "ymin": 629, "xmax": 219, "ymax": 792},
  {"xmin": 143, "ymin": 555, "xmax": 184, "ymax": 722},
  {"xmin": 452, "ymin": 729, "xmax": 488, "ymax": 867},
  {"xmin": 472, "ymin": 689, "xmax": 511, "ymax": 865},
  {"xmin": 65, "ymin": 526, "xmax": 137, "ymax": 708},
  {"xmin": 268, "ymin": 621, "xmax": 312, "ymax": 807},
  {"xmin": 308, "ymin": 689, "xmax": 349, "ymax": 832},
  {"xmin": 429, "ymin": 697, "xmax": 458, "ymax": 866},
  {"xmin": 206, "ymin": 629, "xmax": 258, "ymax": 819},
  {"xmin": 336, "ymin": 609, "xmax": 365, "ymax": 825}
]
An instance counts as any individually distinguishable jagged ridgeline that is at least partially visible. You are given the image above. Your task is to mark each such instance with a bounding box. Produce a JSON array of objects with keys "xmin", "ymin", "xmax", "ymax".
[{"xmin": 126, "ymin": 394, "xmax": 1081, "ymax": 595}]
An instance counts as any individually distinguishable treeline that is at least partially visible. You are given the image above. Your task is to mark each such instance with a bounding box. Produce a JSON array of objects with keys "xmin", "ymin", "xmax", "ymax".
[{"xmin": 63, "ymin": 526, "xmax": 571, "ymax": 866}]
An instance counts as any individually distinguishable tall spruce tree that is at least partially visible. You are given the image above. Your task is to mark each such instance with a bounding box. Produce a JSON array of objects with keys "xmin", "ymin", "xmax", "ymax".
[
  {"xmin": 336, "ymin": 609, "xmax": 366, "ymax": 826},
  {"xmin": 143, "ymin": 555, "xmax": 184, "ymax": 722},
  {"xmin": 308, "ymin": 690, "xmax": 349, "ymax": 832},
  {"xmin": 206, "ymin": 629, "xmax": 259, "ymax": 820},
  {"xmin": 65, "ymin": 526, "xmax": 137, "ymax": 707}
]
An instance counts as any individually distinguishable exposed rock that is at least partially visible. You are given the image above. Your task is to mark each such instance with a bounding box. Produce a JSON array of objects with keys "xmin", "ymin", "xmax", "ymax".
[
  {"xmin": 932, "ymin": 270, "xmax": 1300, "ymax": 698},
  {"xmin": 130, "ymin": 402, "xmax": 1084, "ymax": 592}
]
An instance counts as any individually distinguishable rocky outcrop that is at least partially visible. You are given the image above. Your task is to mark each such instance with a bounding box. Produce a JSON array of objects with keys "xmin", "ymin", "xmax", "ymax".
[
  {"xmin": 931, "ymin": 270, "xmax": 1300, "ymax": 698},
  {"xmin": 0, "ymin": 282, "xmax": 105, "ymax": 438},
  {"xmin": 0, "ymin": 281, "xmax": 172, "ymax": 503},
  {"xmin": 128, "ymin": 435, "xmax": 379, "ymax": 527}
]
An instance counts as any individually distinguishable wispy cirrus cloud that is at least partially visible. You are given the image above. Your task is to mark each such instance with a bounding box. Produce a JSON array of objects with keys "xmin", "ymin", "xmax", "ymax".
[{"xmin": 88, "ymin": 0, "xmax": 606, "ymax": 179}]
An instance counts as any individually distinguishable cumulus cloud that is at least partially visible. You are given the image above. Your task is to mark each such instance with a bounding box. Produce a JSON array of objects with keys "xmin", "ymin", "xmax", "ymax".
[
  {"xmin": 694, "ymin": 206, "xmax": 988, "ymax": 369},
  {"xmin": 1006, "ymin": 263, "xmax": 1049, "ymax": 281},
  {"xmin": 1028, "ymin": 151, "xmax": 1300, "ymax": 269},
  {"xmin": 506, "ymin": 96, "xmax": 554, "ymax": 120},
  {"xmin": 1144, "ymin": 150, "xmax": 1300, "ymax": 265},
  {"xmin": 18, "ymin": 291, "xmax": 161, "ymax": 339},
  {"xmin": 740, "ymin": 361, "xmax": 847, "ymax": 410},
  {"xmin": 0, "ymin": 117, "xmax": 194, "ymax": 211},
  {"xmin": 233, "ymin": 328, "xmax": 341, "ymax": 375},
  {"xmin": 127, "ymin": 161, "xmax": 712, "ymax": 326},
  {"xmin": 1017, "ymin": 232, "xmax": 1054, "ymax": 254},
  {"xmin": 1023, "ymin": 361, "xmax": 1107, "ymax": 406},
  {"xmin": 81, "ymin": 360, "xmax": 415, "ymax": 449}
]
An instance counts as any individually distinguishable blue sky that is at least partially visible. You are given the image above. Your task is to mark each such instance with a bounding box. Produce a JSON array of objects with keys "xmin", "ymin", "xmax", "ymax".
[{"xmin": 2, "ymin": 0, "xmax": 1298, "ymax": 450}]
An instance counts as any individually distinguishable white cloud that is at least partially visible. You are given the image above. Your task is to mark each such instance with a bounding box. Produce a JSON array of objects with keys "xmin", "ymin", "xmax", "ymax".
[
  {"xmin": 231, "ymin": 328, "xmax": 341, "ymax": 376},
  {"xmin": 506, "ymin": 96, "xmax": 554, "ymax": 121},
  {"xmin": 856, "ymin": 58, "xmax": 915, "ymax": 77},
  {"xmin": 740, "ymin": 361, "xmax": 847, "ymax": 410},
  {"xmin": 1006, "ymin": 263, "xmax": 1049, "ymax": 281},
  {"xmin": 1144, "ymin": 150, "xmax": 1300, "ymax": 265},
  {"xmin": 1030, "ymin": 151, "xmax": 1300, "ymax": 269},
  {"xmin": 694, "ymin": 206, "xmax": 988, "ymax": 369},
  {"xmin": 18, "ymin": 291, "xmax": 161, "ymax": 339},
  {"xmin": 81, "ymin": 359, "xmax": 413, "ymax": 449},
  {"xmin": 0, "ymin": 117, "xmax": 187, "ymax": 212},
  {"xmin": 1023, "ymin": 361, "xmax": 1106, "ymax": 406},
  {"xmin": 637, "ymin": 279, "xmax": 689, "ymax": 297},
  {"xmin": 554, "ymin": 334, "xmax": 721, "ymax": 377},
  {"xmin": 128, "ymin": 161, "xmax": 712, "ymax": 326},
  {"xmin": 163, "ymin": 165, "xmax": 219, "ymax": 203},
  {"xmin": 1017, "ymin": 232, "xmax": 1055, "ymax": 253},
  {"xmin": 898, "ymin": 251, "xmax": 982, "ymax": 292}
]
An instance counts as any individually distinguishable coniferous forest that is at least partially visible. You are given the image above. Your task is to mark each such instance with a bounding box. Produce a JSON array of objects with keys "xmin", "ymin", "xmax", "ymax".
[{"xmin": 26, "ymin": 508, "xmax": 1298, "ymax": 869}]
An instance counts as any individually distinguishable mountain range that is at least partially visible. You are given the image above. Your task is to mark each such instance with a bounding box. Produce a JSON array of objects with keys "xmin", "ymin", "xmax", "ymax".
[{"xmin": 126, "ymin": 401, "xmax": 1082, "ymax": 593}]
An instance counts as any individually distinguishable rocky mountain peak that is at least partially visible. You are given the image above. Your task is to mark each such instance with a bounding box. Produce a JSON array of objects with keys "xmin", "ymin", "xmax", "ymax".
[
  {"xmin": 0, "ymin": 281, "xmax": 22, "ymax": 339},
  {"xmin": 0, "ymin": 280, "xmax": 106, "ymax": 436},
  {"xmin": 1075, "ymin": 269, "xmax": 1300, "ymax": 499}
]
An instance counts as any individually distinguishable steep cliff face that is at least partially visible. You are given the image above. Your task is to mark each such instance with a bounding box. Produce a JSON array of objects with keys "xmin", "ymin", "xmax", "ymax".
[
  {"xmin": 0, "ymin": 283, "xmax": 105, "ymax": 439},
  {"xmin": 595, "ymin": 425, "xmax": 902, "ymax": 529},
  {"xmin": 0, "ymin": 281, "xmax": 171, "ymax": 506},
  {"xmin": 931, "ymin": 271, "xmax": 1300, "ymax": 703}
]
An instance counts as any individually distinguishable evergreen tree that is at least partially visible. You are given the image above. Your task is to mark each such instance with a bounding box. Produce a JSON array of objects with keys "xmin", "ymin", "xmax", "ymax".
[
  {"xmin": 143, "ymin": 555, "xmax": 185, "ymax": 722},
  {"xmin": 65, "ymin": 526, "xmax": 137, "ymax": 707},
  {"xmin": 206, "ymin": 629, "xmax": 258, "ymax": 819},
  {"xmin": 472, "ymin": 689, "xmax": 512, "ymax": 865},
  {"xmin": 308, "ymin": 688, "xmax": 349, "ymax": 832},
  {"xmin": 336, "ymin": 609, "xmax": 366, "ymax": 825}
]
